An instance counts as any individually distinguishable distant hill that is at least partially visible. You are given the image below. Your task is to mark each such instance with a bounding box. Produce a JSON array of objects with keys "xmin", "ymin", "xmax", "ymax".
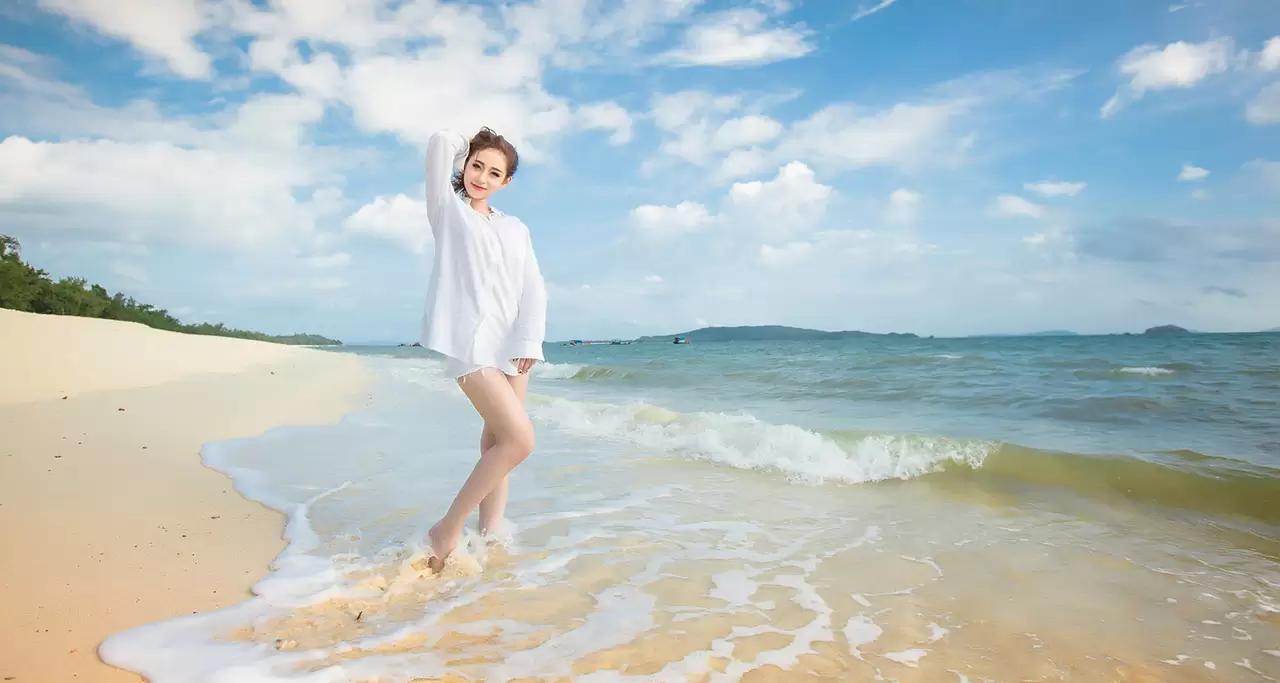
[
  {"xmin": 1142, "ymin": 324, "xmax": 1190, "ymax": 335},
  {"xmin": 635, "ymin": 325, "xmax": 917, "ymax": 343}
]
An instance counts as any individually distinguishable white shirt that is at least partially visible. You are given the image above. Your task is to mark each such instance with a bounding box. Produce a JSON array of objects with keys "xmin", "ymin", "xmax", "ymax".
[{"xmin": 418, "ymin": 130, "xmax": 548, "ymax": 367}]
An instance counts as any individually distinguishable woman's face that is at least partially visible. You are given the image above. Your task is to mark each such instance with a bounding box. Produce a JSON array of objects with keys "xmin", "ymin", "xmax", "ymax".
[{"xmin": 463, "ymin": 147, "xmax": 510, "ymax": 201}]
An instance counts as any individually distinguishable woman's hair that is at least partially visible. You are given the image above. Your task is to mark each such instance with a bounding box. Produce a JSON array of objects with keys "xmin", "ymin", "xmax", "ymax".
[{"xmin": 452, "ymin": 127, "xmax": 519, "ymax": 195}]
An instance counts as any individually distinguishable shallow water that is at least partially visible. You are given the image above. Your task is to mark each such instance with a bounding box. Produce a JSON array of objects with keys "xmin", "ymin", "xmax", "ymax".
[{"xmin": 101, "ymin": 335, "xmax": 1280, "ymax": 682}]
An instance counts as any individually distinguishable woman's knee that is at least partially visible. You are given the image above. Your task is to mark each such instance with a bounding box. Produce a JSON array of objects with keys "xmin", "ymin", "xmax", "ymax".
[{"xmin": 504, "ymin": 420, "xmax": 536, "ymax": 460}]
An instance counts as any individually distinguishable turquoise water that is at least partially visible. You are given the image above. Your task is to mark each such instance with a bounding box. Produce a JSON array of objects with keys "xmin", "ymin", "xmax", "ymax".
[
  {"xmin": 535, "ymin": 333, "xmax": 1280, "ymax": 468},
  {"xmin": 100, "ymin": 333, "xmax": 1280, "ymax": 682},
  {"xmin": 359, "ymin": 333, "xmax": 1280, "ymax": 523}
]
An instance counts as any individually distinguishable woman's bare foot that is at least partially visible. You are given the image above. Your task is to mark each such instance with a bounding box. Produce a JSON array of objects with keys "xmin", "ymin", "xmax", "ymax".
[{"xmin": 427, "ymin": 522, "xmax": 459, "ymax": 573}]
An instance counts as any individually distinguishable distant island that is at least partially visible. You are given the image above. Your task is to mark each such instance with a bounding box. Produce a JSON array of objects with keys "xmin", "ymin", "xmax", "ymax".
[
  {"xmin": 1142, "ymin": 325, "xmax": 1189, "ymax": 335},
  {"xmin": 633, "ymin": 325, "xmax": 918, "ymax": 343},
  {"xmin": 0, "ymin": 234, "xmax": 342, "ymax": 346}
]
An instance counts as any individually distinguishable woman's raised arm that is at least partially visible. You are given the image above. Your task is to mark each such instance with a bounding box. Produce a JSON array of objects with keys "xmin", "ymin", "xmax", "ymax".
[{"xmin": 423, "ymin": 130, "xmax": 470, "ymax": 238}]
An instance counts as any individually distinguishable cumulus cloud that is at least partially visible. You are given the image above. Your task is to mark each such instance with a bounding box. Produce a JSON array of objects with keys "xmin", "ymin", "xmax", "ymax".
[
  {"xmin": 1024, "ymin": 180, "xmax": 1087, "ymax": 197},
  {"xmin": 1178, "ymin": 163, "xmax": 1209, "ymax": 181},
  {"xmin": 715, "ymin": 147, "xmax": 772, "ymax": 182},
  {"xmin": 1259, "ymin": 36, "xmax": 1280, "ymax": 72},
  {"xmin": 1101, "ymin": 38, "xmax": 1234, "ymax": 118},
  {"xmin": 725, "ymin": 161, "xmax": 834, "ymax": 241},
  {"xmin": 39, "ymin": 0, "xmax": 728, "ymax": 163},
  {"xmin": 991, "ymin": 195, "xmax": 1047, "ymax": 219},
  {"xmin": 629, "ymin": 160, "xmax": 833, "ymax": 248},
  {"xmin": 712, "ymin": 114, "xmax": 784, "ymax": 149},
  {"xmin": 631, "ymin": 200, "xmax": 713, "ymax": 240},
  {"xmin": 577, "ymin": 101, "xmax": 634, "ymax": 144},
  {"xmin": 343, "ymin": 194, "xmax": 431, "ymax": 254},
  {"xmin": 37, "ymin": 0, "xmax": 217, "ymax": 78},
  {"xmin": 779, "ymin": 100, "xmax": 969, "ymax": 171},
  {"xmin": 659, "ymin": 8, "xmax": 814, "ymax": 67},
  {"xmin": 0, "ymin": 134, "xmax": 338, "ymax": 250}
]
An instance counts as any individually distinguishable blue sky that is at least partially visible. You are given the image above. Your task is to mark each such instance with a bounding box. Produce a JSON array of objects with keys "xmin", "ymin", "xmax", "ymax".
[{"xmin": 1, "ymin": 0, "xmax": 1277, "ymax": 342}]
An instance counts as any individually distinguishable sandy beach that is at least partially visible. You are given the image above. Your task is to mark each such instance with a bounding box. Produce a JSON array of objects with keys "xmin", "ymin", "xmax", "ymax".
[{"xmin": 0, "ymin": 309, "xmax": 367, "ymax": 683}]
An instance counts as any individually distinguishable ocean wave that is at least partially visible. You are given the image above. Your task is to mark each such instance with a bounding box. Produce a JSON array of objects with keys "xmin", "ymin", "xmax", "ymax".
[
  {"xmin": 527, "ymin": 395, "xmax": 995, "ymax": 485},
  {"xmin": 1118, "ymin": 366, "xmax": 1176, "ymax": 376},
  {"xmin": 532, "ymin": 362, "xmax": 640, "ymax": 381},
  {"xmin": 527, "ymin": 394, "xmax": 1280, "ymax": 525}
]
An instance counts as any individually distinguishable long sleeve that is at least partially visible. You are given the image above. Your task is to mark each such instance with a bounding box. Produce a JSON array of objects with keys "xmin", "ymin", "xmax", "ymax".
[
  {"xmin": 510, "ymin": 234, "xmax": 548, "ymax": 361},
  {"xmin": 423, "ymin": 130, "xmax": 470, "ymax": 239}
]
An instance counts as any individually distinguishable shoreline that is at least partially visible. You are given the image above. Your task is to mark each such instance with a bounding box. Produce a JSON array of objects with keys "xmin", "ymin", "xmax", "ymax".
[{"xmin": 0, "ymin": 310, "xmax": 368, "ymax": 682}]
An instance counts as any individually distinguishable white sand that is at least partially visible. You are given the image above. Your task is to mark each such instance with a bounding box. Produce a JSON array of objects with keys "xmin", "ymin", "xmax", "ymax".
[{"xmin": 0, "ymin": 309, "xmax": 368, "ymax": 682}]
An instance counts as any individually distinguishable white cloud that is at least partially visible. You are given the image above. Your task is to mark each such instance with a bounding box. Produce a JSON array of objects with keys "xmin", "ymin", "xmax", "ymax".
[
  {"xmin": 886, "ymin": 188, "xmax": 921, "ymax": 223},
  {"xmin": 577, "ymin": 101, "xmax": 634, "ymax": 144},
  {"xmin": 659, "ymin": 9, "xmax": 814, "ymax": 67},
  {"xmin": 631, "ymin": 200, "xmax": 713, "ymax": 240},
  {"xmin": 712, "ymin": 115, "xmax": 783, "ymax": 149},
  {"xmin": 715, "ymin": 147, "xmax": 771, "ymax": 182},
  {"xmin": 725, "ymin": 161, "xmax": 833, "ymax": 241},
  {"xmin": 0, "ymin": 134, "xmax": 335, "ymax": 250},
  {"xmin": 1191, "ymin": 189, "xmax": 1210, "ymax": 201},
  {"xmin": 37, "ymin": 0, "xmax": 215, "ymax": 78},
  {"xmin": 645, "ymin": 274, "xmax": 663, "ymax": 283},
  {"xmin": 1258, "ymin": 36, "xmax": 1280, "ymax": 72},
  {"xmin": 222, "ymin": 0, "xmax": 727, "ymax": 161},
  {"xmin": 992, "ymin": 195, "xmax": 1046, "ymax": 220},
  {"xmin": 851, "ymin": 0, "xmax": 900, "ymax": 22},
  {"xmin": 339, "ymin": 50, "xmax": 572, "ymax": 161},
  {"xmin": 1101, "ymin": 38, "xmax": 1234, "ymax": 118},
  {"xmin": 1178, "ymin": 163, "xmax": 1209, "ymax": 181},
  {"xmin": 644, "ymin": 91, "xmax": 789, "ymax": 182},
  {"xmin": 0, "ymin": 46, "xmax": 82, "ymax": 99},
  {"xmin": 650, "ymin": 90, "xmax": 742, "ymax": 132},
  {"xmin": 759, "ymin": 241, "xmax": 812, "ymax": 267},
  {"xmin": 630, "ymin": 160, "xmax": 833, "ymax": 246},
  {"xmin": 1024, "ymin": 180, "xmax": 1087, "ymax": 197},
  {"xmin": 779, "ymin": 100, "xmax": 969, "ymax": 171},
  {"xmin": 343, "ymin": 194, "xmax": 431, "ymax": 254},
  {"xmin": 1246, "ymin": 83, "xmax": 1280, "ymax": 125}
]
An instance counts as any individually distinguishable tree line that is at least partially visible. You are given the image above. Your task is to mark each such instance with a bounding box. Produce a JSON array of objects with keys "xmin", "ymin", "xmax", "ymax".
[{"xmin": 0, "ymin": 234, "xmax": 342, "ymax": 346}]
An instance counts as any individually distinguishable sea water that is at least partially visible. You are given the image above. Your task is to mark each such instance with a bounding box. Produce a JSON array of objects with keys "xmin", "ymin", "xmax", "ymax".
[{"xmin": 101, "ymin": 334, "xmax": 1280, "ymax": 682}]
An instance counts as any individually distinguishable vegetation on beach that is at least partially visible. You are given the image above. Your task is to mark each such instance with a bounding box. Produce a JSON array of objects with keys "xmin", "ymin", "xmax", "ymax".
[{"xmin": 0, "ymin": 235, "xmax": 342, "ymax": 346}]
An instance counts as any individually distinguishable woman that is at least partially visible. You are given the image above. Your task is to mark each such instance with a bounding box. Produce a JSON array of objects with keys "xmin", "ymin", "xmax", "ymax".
[{"xmin": 419, "ymin": 127, "xmax": 547, "ymax": 572}]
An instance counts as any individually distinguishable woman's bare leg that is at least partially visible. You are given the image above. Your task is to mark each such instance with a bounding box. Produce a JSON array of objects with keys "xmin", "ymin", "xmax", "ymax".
[
  {"xmin": 478, "ymin": 372, "xmax": 528, "ymax": 535},
  {"xmin": 429, "ymin": 369, "xmax": 534, "ymax": 570}
]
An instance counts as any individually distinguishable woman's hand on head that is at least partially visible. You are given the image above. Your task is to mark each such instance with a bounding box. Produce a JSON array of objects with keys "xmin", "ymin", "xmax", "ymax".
[{"xmin": 514, "ymin": 358, "xmax": 537, "ymax": 374}]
